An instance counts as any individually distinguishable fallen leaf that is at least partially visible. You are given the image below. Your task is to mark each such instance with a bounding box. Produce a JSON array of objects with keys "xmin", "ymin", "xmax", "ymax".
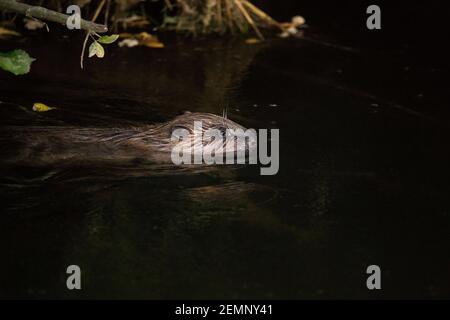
[
  {"xmin": 287, "ymin": 26, "xmax": 298, "ymax": 35},
  {"xmin": 118, "ymin": 38, "xmax": 139, "ymax": 48},
  {"xmin": 137, "ymin": 32, "xmax": 152, "ymax": 40},
  {"xmin": 0, "ymin": 26, "xmax": 21, "ymax": 38},
  {"xmin": 118, "ymin": 33, "xmax": 135, "ymax": 38},
  {"xmin": 117, "ymin": 33, "xmax": 164, "ymax": 48},
  {"xmin": 141, "ymin": 37, "xmax": 164, "ymax": 48},
  {"xmin": 139, "ymin": 33, "xmax": 164, "ymax": 48},
  {"xmin": 23, "ymin": 18, "xmax": 45, "ymax": 30},
  {"xmin": 32, "ymin": 102, "xmax": 56, "ymax": 112},
  {"xmin": 292, "ymin": 15, "xmax": 306, "ymax": 27},
  {"xmin": 245, "ymin": 38, "xmax": 261, "ymax": 44},
  {"xmin": 279, "ymin": 15, "xmax": 306, "ymax": 38}
]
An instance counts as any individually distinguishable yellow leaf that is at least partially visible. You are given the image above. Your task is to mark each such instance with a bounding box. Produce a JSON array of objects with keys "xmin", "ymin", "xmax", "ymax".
[
  {"xmin": 116, "ymin": 32, "xmax": 164, "ymax": 49},
  {"xmin": 140, "ymin": 34, "xmax": 164, "ymax": 48},
  {"xmin": 118, "ymin": 33, "xmax": 135, "ymax": 39},
  {"xmin": 0, "ymin": 27, "xmax": 21, "ymax": 38},
  {"xmin": 245, "ymin": 38, "xmax": 261, "ymax": 44},
  {"xmin": 142, "ymin": 39, "xmax": 165, "ymax": 48},
  {"xmin": 32, "ymin": 102, "xmax": 56, "ymax": 112},
  {"xmin": 138, "ymin": 32, "xmax": 152, "ymax": 40}
]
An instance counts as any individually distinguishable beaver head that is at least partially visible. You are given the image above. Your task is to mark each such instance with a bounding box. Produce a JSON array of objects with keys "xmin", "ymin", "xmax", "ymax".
[{"xmin": 141, "ymin": 112, "xmax": 257, "ymax": 163}]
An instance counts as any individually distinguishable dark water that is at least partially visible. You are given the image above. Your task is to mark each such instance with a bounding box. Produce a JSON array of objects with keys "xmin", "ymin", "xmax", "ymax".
[{"xmin": 0, "ymin": 30, "xmax": 449, "ymax": 299}]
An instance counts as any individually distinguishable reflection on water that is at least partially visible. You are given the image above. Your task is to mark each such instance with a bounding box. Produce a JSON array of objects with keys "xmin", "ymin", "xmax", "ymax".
[{"xmin": 1, "ymin": 32, "xmax": 450, "ymax": 299}]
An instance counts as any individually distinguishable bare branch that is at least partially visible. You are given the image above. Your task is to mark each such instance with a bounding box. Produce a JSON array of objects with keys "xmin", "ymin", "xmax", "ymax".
[{"xmin": 0, "ymin": 0, "xmax": 108, "ymax": 33}]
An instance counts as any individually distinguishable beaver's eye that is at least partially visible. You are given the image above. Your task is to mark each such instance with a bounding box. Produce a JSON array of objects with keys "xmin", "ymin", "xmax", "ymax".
[
  {"xmin": 170, "ymin": 126, "xmax": 191, "ymax": 141},
  {"xmin": 218, "ymin": 127, "xmax": 227, "ymax": 137},
  {"xmin": 170, "ymin": 125, "xmax": 190, "ymax": 134}
]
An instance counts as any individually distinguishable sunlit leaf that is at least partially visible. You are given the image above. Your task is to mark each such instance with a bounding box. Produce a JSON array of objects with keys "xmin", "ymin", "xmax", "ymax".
[
  {"xmin": 98, "ymin": 34, "xmax": 119, "ymax": 44},
  {"xmin": 0, "ymin": 49, "xmax": 35, "ymax": 75},
  {"xmin": 88, "ymin": 41, "xmax": 105, "ymax": 58}
]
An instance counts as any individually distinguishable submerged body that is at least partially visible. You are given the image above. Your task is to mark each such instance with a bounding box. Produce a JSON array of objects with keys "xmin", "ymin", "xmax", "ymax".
[{"xmin": 0, "ymin": 112, "xmax": 254, "ymax": 167}]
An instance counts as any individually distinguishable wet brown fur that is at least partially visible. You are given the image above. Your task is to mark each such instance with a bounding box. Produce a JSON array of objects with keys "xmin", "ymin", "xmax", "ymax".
[{"xmin": 0, "ymin": 112, "xmax": 247, "ymax": 167}]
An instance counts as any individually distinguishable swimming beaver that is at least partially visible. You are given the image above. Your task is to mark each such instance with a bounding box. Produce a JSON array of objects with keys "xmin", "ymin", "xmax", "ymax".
[{"xmin": 0, "ymin": 112, "xmax": 256, "ymax": 167}]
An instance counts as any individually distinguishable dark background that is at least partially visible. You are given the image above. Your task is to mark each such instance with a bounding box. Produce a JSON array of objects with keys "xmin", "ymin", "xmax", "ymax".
[
  {"xmin": 1, "ymin": 0, "xmax": 449, "ymax": 300},
  {"xmin": 263, "ymin": 0, "xmax": 448, "ymax": 54}
]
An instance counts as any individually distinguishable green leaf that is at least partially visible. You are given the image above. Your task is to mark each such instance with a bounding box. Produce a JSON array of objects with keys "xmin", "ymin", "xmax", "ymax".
[
  {"xmin": 97, "ymin": 34, "xmax": 119, "ymax": 44},
  {"xmin": 0, "ymin": 49, "xmax": 35, "ymax": 75},
  {"xmin": 88, "ymin": 41, "xmax": 105, "ymax": 58}
]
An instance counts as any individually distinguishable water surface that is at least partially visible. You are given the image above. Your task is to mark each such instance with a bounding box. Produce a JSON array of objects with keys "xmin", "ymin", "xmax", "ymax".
[{"xmin": 1, "ymin": 31, "xmax": 449, "ymax": 299}]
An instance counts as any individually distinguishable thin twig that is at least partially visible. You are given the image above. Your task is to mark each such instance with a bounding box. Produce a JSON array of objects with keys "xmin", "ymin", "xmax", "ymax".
[
  {"xmin": 164, "ymin": 0, "xmax": 173, "ymax": 11},
  {"xmin": 216, "ymin": 0, "xmax": 222, "ymax": 32},
  {"xmin": 234, "ymin": 0, "xmax": 264, "ymax": 40},
  {"xmin": 80, "ymin": 0, "xmax": 106, "ymax": 69},
  {"xmin": 80, "ymin": 32, "xmax": 89, "ymax": 69},
  {"xmin": 241, "ymin": 0, "xmax": 283, "ymax": 30},
  {"xmin": 91, "ymin": 0, "xmax": 106, "ymax": 23},
  {"xmin": 104, "ymin": 0, "xmax": 111, "ymax": 25},
  {"xmin": 224, "ymin": 0, "xmax": 233, "ymax": 33}
]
